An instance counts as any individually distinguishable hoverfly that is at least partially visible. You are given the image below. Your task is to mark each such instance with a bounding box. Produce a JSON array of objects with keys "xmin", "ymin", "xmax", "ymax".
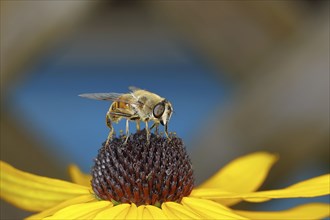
[{"xmin": 79, "ymin": 86, "xmax": 173, "ymax": 144}]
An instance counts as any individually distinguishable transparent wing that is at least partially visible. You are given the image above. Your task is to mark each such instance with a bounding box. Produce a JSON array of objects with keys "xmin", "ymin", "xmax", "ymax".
[
  {"xmin": 110, "ymin": 108, "xmax": 139, "ymax": 119},
  {"xmin": 78, "ymin": 93, "xmax": 124, "ymax": 101},
  {"xmin": 128, "ymin": 86, "xmax": 142, "ymax": 92},
  {"xmin": 79, "ymin": 93, "xmax": 141, "ymax": 106}
]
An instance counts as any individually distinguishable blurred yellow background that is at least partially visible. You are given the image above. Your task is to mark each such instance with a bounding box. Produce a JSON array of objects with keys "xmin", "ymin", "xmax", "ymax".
[{"xmin": 1, "ymin": 1, "xmax": 329, "ymax": 218}]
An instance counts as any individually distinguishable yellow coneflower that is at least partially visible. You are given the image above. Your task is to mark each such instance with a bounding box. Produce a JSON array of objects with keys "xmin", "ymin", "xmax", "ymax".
[{"xmin": 1, "ymin": 131, "xmax": 329, "ymax": 219}]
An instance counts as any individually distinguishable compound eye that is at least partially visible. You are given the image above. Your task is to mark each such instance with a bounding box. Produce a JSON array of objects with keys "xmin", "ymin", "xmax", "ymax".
[{"xmin": 153, "ymin": 103, "xmax": 165, "ymax": 118}]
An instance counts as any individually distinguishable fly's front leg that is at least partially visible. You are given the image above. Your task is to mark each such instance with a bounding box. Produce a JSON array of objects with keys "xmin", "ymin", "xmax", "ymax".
[
  {"xmin": 124, "ymin": 119, "xmax": 130, "ymax": 144},
  {"xmin": 105, "ymin": 113, "xmax": 114, "ymax": 146},
  {"xmin": 150, "ymin": 122, "xmax": 159, "ymax": 135},
  {"xmin": 155, "ymin": 123, "xmax": 159, "ymax": 135},
  {"xmin": 165, "ymin": 123, "xmax": 171, "ymax": 140}
]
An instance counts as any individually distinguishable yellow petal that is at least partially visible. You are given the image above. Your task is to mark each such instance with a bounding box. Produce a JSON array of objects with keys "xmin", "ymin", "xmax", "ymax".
[
  {"xmin": 162, "ymin": 202, "xmax": 202, "ymax": 219},
  {"xmin": 181, "ymin": 197, "xmax": 247, "ymax": 219},
  {"xmin": 142, "ymin": 206, "xmax": 153, "ymax": 219},
  {"xmin": 161, "ymin": 202, "xmax": 180, "ymax": 219},
  {"xmin": 44, "ymin": 200, "xmax": 111, "ymax": 219},
  {"xmin": 114, "ymin": 205, "xmax": 131, "ymax": 219},
  {"xmin": 80, "ymin": 208, "xmax": 107, "ymax": 220},
  {"xmin": 137, "ymin": 205, "xmax": 146, "ymax": 219},
  {"xmin": 199, "ymin": 152, "xmax": 277, "ymax": 206},
  {"xmin": 0, "ymin": 161, "xmax": 90, "ymax": 212},
  {"xmin": 94, "ymin": 204, "xmax": 130, "ymax": 219},
  {"xmin": 68, "ymin": 164, "xmax": 92, "ymax": 187},
  {"xmin": 125, "ymin": 203, "xmax": 138, "ymax": 219},
  {"xmin": 235, "ymin": 203, "xmax": 330, "ymax": 219},
  {"xmin": 145, "ymin": 205, "xmax": 167, "ymax": 219},
  {"xmin": 26, "ymin": 194, "xmax": 97, "ymax": 219},
  {"xmin": 191, "ymin": 174, "xmax": 330, "ymax": 202}
]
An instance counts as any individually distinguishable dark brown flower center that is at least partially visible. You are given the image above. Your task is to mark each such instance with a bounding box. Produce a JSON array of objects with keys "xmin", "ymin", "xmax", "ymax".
[{"xmin": 91, "ymin": 130, "xmax": 194, "ymax": 206}]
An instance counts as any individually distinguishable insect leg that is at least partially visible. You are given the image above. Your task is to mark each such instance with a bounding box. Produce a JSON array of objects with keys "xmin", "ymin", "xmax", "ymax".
[
  {"xmin": 145, "ymin": 121, "xmax": 150, "ymax": 143},
  {"xmin": 105, "ymin": 113, "xmax": 114, "ymax": 146},
  {"xmin": 136, "ymin": 120, "xmax": 140, "ymax": 131},
  {"xmin": 164, "ymin": 123, "xmax": 170, "ymax": 140},
  {"xmin": 155, "ymin": 123, "xmax": 159, "ymax": 135},
  {"xmin": 150, "ymin": 122, "xmax": 159, "ymax": 135},
  {"xmin": 124, "ymin": 119, "xmax": 130, "ymax": 144},
  {"xmin": 106, "ymin": 113, "xmax": 112, "ymax": 129}
]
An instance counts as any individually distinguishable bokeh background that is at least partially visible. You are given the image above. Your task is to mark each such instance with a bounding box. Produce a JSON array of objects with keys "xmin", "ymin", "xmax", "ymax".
[{"xmin": 1, "ymin": 1, "xmax": 329, "ymax": 219}]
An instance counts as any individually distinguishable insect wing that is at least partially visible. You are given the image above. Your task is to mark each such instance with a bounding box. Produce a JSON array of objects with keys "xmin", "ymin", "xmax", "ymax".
[
  {"xmin": 128, "ymin": 86, "xmax": 142, "ymax": 92},
  {"xmin": 110, "ymin": 107, "xmax": 139, "ymax": 119},
  {"xmin": 79, "ymin": 92, "xmax": 142, "ymax": 107},
  {"xmin": 78, "ymin": 93, "xmax": 124, "ymax": 101}
]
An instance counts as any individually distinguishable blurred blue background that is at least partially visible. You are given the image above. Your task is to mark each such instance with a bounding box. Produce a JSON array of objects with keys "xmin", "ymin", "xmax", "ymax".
[
  {"xmin": 5, "ymin": 38, "xmax": 230, "ymax": 171},
  {"xmin": 1, "ymin": 1, "xmax": 329, "ymax": 219}
]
